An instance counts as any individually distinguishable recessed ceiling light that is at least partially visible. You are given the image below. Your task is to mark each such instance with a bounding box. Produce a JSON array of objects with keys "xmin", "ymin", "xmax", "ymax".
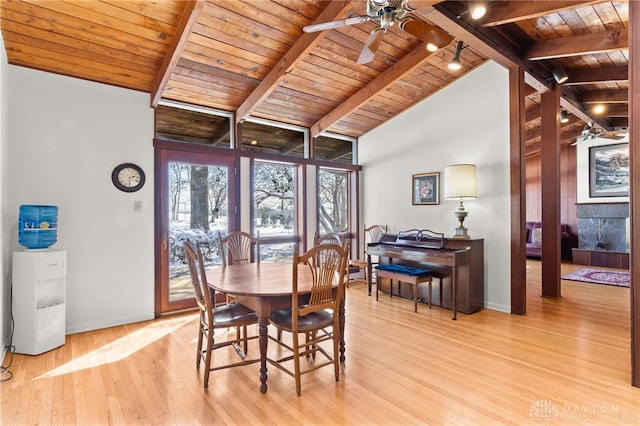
[{"xmin": 593, "ymin": 105, "xmax": 605, "ymax": 114}]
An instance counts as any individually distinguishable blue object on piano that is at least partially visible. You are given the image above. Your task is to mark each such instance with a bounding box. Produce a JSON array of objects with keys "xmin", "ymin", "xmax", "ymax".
[{"xmin": 375, "ymin": 264, "xmax": 432, "ymax": 277}]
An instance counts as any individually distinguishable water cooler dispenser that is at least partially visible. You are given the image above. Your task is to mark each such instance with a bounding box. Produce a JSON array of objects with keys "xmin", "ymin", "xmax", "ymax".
[{"xmin": 13, "ymin": 205, "xmax": 66, "ymax": 355}]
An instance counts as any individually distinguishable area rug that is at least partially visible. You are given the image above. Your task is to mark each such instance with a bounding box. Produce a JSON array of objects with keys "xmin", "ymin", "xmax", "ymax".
[{"xmin": 561, "ymin": 268, "xmax": 630, "ymax": 287}]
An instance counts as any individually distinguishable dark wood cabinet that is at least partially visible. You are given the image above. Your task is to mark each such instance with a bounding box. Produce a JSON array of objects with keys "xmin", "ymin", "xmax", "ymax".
[{"xmin": 572, "ymin": 248, "xmax": 629, "ymax": 269}]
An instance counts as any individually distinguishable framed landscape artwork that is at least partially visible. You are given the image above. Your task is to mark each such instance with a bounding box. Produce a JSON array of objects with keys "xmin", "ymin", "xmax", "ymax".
[
  {"xmin": 589, "ymin": 143, "xmax": 629, "ymax": 198},
  {"xmin": 412, "ymin": 172, "xmax": 439, "ymax": 205}
]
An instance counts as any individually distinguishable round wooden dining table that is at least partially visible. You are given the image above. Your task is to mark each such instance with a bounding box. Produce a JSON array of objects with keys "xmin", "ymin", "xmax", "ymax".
[{"xmin": 205, "ymin": 262, "xmax": 346, "ymax": 393}]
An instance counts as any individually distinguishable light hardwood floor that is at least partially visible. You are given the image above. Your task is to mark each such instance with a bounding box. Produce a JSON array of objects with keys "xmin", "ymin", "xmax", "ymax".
[{"xmin": 2, "ymin": 260, "xmax": 639, "ymax": 425}]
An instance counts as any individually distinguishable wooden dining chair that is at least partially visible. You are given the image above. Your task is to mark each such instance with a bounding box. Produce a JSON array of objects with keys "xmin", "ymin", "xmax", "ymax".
[
  {"xmin": 217, "ymin": 230, "xmax": 260, "ymax": 303},
  {"xmin": 313, "ymin": 231, "xmax": 342, "ymax": 247},
  {"xmin": 268, "ymin": 242, "xmax": 348, "ymax": 396},
  {"xmin": 183, "ymin": 241, "xmax": 259, "ymax": 388},
  {"xmin": 350, "ymin": 224, "xmax": 387, "ymax": 285},
  {"xmin": 218, "ymin": 230, "xmax": 261, "ymax": 266}
]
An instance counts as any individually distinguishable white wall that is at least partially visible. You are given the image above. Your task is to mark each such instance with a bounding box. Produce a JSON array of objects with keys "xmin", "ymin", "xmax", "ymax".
[
  {"xmin": 1, "ymin": 37, "xmax": 8, "ymax": 359},
  {"xmin": 359, "ymin": 61, "xmax": 511, "ymax": 312},
  {"xmin": 6, "ymin": 66, "xmax": 155, "ymax": 333}
]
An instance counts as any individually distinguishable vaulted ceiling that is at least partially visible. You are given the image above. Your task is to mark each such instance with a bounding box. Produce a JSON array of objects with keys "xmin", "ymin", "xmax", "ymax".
[{"xmin": 0, "ymin": 0, "xmax": 630, "ymax": 156}]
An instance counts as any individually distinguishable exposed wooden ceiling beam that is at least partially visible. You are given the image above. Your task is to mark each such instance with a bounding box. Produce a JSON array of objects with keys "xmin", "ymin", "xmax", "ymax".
[
  {"xmin": 525, "ymin": 114, "xmax": 582, "ymax": 140},
  {"xmin": 526, "ymin": 125, "xmax": 584, "ymax": 154},
  {"xmin": 427, "ymin": 5, "xmax": 555, "ymax": 89},
  {"xmin": 579, "ymin": 89, "xmax": 628, "ymax": 103},
  {"xmin": 478, "ymin": 1, "xmax": 603, "ymax": 27},
  {"xmin": 526, "ymin": 29, "xmax": 628, "ymax": 60},
  {"xmin": 564, "ymin": 65, "xmax": 629, "ymax": 85},
  {"xmin": 591, "ymin": 104, "xmax": 629, "ymax": 117},
  {"xmin": 150, "ymin": 0, "xmax": 204, "ymax": 108},
  {"xmin": 525, "ymin": 105, "xmax": 540, "ymax": 123},
  {"xmin": 310, "ymin": 40, "xmax": 437, "ymax": 137},
  {"xmin": 235, "ymin": 1, "xmax": 352, "ymax": 125},
  {"xmin": 404, "ymin": 0, "xmax": 442, "ymax": 10},
  {"xmin": 429, "ymin": 2, "xmax": 609, "ymax": 129}
]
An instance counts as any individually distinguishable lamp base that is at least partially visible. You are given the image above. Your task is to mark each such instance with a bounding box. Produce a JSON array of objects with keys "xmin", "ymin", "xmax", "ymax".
[
  {"xmin": 452, "ymin": 226, "xmax": 470, "ymax": 239},
  {"xmin": 452, "ymin": 199, "xmax": 470, "ymax": 239}
]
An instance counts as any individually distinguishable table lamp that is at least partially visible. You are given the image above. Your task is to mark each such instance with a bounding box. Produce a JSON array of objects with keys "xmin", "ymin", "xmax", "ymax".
[{"xmin": 444, "ymin": 164, "xmax": 477, "ymax": 239}]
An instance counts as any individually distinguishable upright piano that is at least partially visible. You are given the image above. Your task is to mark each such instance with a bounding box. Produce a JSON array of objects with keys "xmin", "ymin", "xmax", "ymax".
[{"xmin": 366, "ymin": 230, "xmax": 484, "ymax": 316}]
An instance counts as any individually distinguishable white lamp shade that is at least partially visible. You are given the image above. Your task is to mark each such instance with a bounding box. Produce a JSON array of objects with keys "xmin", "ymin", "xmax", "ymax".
[{"xmin": 444, "ymin": 164, "xmax": 478, "ymax": 200}]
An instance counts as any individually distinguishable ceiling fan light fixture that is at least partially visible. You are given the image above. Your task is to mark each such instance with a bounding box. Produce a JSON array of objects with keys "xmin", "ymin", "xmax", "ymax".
[
  {"xmin": 469, "ymin": 3, "xmax": 487, "ymax": 20},
  {"xmin": 381, "ymin": 10, "xmax": 396, "ymax": 28},
  {"xmin": 551, "ymin": 67, "xmax": 569, "ymax": 84},
  {"xmin": 560, "ymin": 111, "xmax": 569, "ymax": 123}
]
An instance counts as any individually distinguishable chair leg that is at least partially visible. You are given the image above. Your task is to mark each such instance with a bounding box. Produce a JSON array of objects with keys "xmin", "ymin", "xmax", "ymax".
[
  {"xmin": 332, "ymin": 322, "xmax": 340, "ymax": 382},
  {"xmin": 293, "ymin": 332, "xmax": 302, "ymax": 396},
  {"xmin": 196, "ymin": 321, "xmax": 204, "ymax": 369},
  {"xmin": 242, "ymin": 324, "xmax": 248, "ymax": 354},
  {"xmin": 203, "ymin": 329, "xmax": 214, "ymax": 388}
]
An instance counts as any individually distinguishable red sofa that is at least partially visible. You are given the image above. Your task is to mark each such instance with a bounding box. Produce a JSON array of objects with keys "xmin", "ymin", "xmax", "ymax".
[{"xmin": 526, "ymin": 221, "xmax": 574, "ymax": 260}]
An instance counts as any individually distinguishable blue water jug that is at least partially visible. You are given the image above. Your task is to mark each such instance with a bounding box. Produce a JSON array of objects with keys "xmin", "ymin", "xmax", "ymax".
[{"xmin": 18, "ymin": 205, "xmax": 58, "ymax": 249}]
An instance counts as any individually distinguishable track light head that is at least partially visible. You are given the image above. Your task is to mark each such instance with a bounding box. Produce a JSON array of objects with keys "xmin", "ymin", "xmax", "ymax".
[
  {"xmin": 469, "ymin": 2, "xmax": 487, "ymax": 19},
  {"xmin": 551, "ymin": 67, "xmax": 569, "ymax": 84},
  {"xmin": 448, "ymin": 41, "xmax": 466, "ymax": 71}
]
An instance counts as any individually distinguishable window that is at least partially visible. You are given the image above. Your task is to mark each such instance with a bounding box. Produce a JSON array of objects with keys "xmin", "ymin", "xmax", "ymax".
[
  {"xmin": 155, "ymin": 101, "xmax": 232, "ymax": 148},
  {"xmin": 241, "ymin": 119, "xmax": 306, "ymax": 158},
  {"xmin": 315, "ymin": 134, "xmax": 356, "ymax": 165},
  {"xmin": 318, "ymin": 168, "xmax": 349, "ymax": 234},
  {"xmin": 254, "ymin": 161, "xmax": 298, "ymax": 262}
]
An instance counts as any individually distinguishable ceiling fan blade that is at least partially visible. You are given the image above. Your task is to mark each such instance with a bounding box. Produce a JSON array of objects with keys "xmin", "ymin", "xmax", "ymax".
[
  {"xmin": 357, "ymin": 28, "xmax": 385, "ymax": 64},
  {"xmin": 303, "ymin": 16, "xmax": 370, "ymax": 33},
  {"xmin": 399, "ymin": 17, "xmax": 453, "ymax": 50}
]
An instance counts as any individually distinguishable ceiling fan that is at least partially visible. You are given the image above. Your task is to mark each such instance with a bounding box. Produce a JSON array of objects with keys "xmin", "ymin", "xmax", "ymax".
[
  {"xmin": 571, "ymin": 123, "xmax": 627, "ymax": 145},
  {"xmin": 303, "ymin": 0, "xmax": 453, "ymax": 65}
]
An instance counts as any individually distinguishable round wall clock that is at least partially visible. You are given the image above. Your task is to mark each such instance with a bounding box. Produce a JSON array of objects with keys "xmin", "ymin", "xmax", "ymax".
[{"xmin": 111, "ymin": 163, "xmax": 145, "ymax": 193}]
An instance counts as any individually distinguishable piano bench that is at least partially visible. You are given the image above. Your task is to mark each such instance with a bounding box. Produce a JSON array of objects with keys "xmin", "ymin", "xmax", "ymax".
[{"xmin": 375, "ymin": 264, "xmax": 433, "ymax": 313}]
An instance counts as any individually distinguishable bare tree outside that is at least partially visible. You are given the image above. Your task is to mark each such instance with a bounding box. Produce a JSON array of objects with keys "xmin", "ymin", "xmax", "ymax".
[
  {"xmin": 190, "ymin": 166, "xmax": 209, "ymax": 231},
  {"xmin": 254, "ymin": 162, "xmax": 296, "ymax": 234},
  {"xmin": 169, "ymin": 163, "xmax": 190, "ymax": 221},
  {"xmin": 318, "ymin": 169, "xmax": 348, "ymax": 234},
  {"xmin": 168, "ymin": 162, "xmax": 229, "ymax": 301}
]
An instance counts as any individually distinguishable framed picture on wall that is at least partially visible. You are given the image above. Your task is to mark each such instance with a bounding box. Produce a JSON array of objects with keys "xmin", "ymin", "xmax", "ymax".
[
  {"xmin": 589, "ymin": 143, "xmax": 629, "ymax": 198},
  {"xmin": 412, "ymin": 172, "xmax": 439, "ymax": 205}
]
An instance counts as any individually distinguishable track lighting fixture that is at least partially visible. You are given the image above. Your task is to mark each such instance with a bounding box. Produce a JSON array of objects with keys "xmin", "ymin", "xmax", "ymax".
[
  {"xmin": 456, "ymin": 2, "xmax": 487, "ymax": 20},
  {"xmin": 560, "ymin": 111, "xmax": 569, "ymax": 123},
  {"xmin": 551, "ymin": 67, "xmax": 569, "ymax": 84},
  {"xmin": 448, "ymin": 41, "xmax": 467, "ymax": 71},
  {"xmin": 469, "ymin": 2, "xmax": 487, "ymax": 19}
]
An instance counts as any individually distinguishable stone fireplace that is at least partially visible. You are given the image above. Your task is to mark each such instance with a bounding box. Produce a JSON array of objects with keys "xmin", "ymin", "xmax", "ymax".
[{"xmin": 576, "ymin": 203, "xmax": 629, "ymax": 252}]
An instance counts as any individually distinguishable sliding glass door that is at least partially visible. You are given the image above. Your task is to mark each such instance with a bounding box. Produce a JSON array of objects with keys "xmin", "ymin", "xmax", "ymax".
[{"xmin": 156, "ymin": 148, "xmax": 237, "ymax": 314}]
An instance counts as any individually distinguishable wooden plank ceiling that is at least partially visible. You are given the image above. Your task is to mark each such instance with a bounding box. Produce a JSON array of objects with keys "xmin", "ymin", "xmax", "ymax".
[{"xmin": 0, "ymin": 0, "xmax": 630, "ymax": 156}]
